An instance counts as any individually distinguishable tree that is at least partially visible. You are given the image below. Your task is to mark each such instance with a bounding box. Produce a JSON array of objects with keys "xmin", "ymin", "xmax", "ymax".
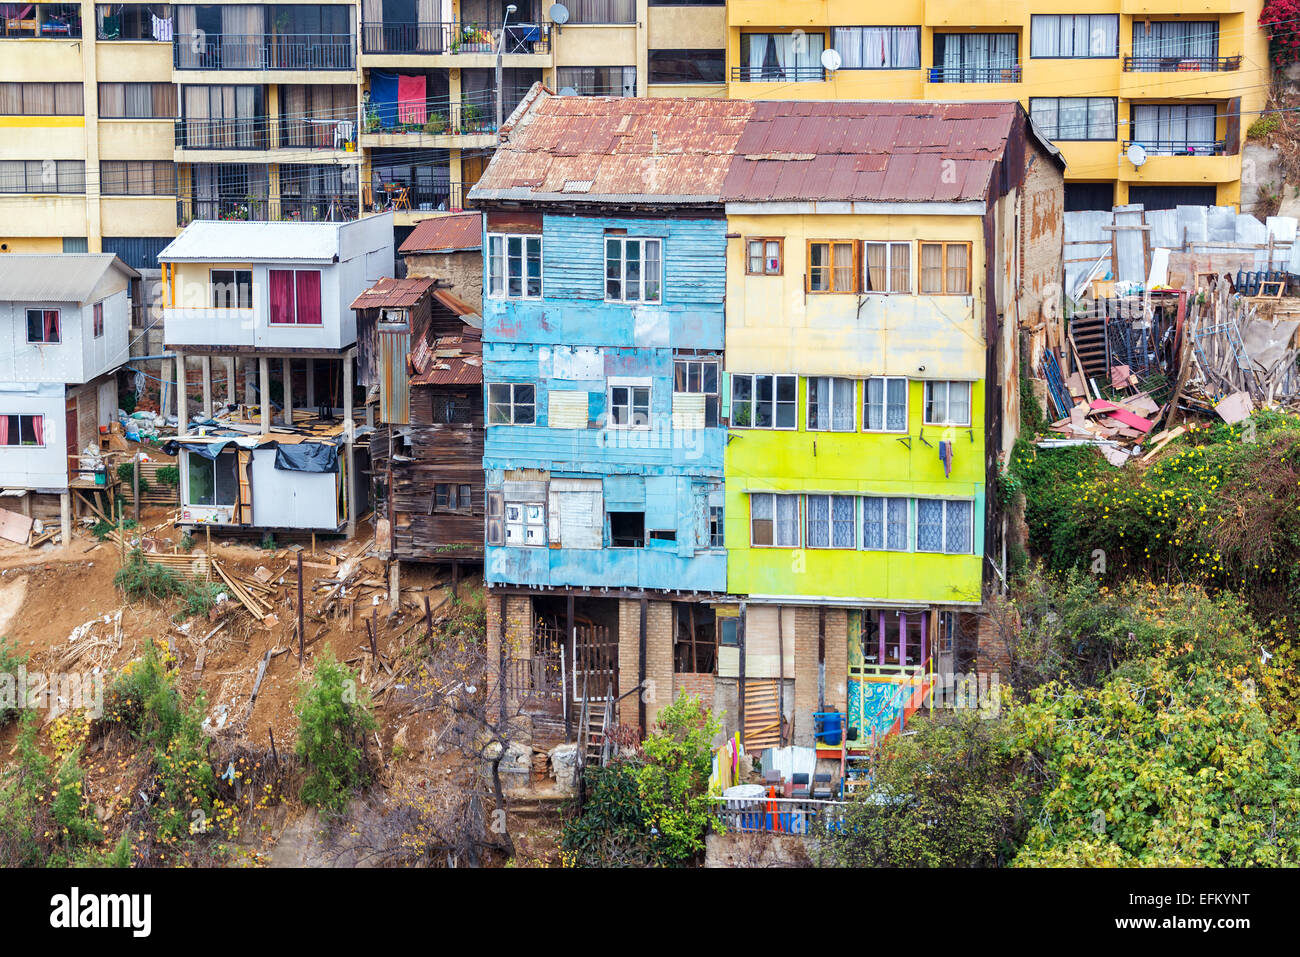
[
  {"xmin": 637, "ymin": 694, "xmax": 720, "ymax": 863},
  {"xmin": 295, "ymin": 647, "xmax": 378, "ymax": 818}
]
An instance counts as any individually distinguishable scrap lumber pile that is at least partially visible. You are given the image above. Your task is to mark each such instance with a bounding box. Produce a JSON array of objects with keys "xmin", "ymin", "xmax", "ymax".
[{"xmin": 212, "ymin": 559, "xmax": 280, "ymax": 622}]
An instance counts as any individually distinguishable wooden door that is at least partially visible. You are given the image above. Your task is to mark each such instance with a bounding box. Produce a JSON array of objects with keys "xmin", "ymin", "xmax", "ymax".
[{"xmin": 64, "ymin": 399, "xmax": 78, "ymax": 480}]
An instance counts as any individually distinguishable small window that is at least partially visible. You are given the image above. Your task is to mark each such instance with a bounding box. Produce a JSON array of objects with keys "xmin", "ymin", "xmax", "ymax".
[
  {"xmin": 430, "ymin": 394, "xmax": 472, "ymax": 424},
  {"xmin": 719, "ymin": 617, "xmax": 739, "ymax": 647},
  {"xmin": 709, "ymin": 504, "xmax": 724, "ymax": 548},
  {"xmin": 211, "ymin": 269, "xmax": 252, "ymax": 309},
  {"xmin": 807, "ymin": 377, "xmax": 855, "ymax": 432},
  {"xmin": 862, "ymin": 496, "xmax": 909, "ymax": 551},
  {"xmin": 924, "ymin": 381, "xmax": 972, "ymax": 427},
  {"xmin": 487, "ymin": 233, "xmax": 542, "ymax": 300},
  {"xmin": 92, "ymin": 302, "xmax": 104, "ymax": 338},
  {"xmin": 505, "ymin": 501, "xmax": 546, "ymax": 546},
  {"xmin": 649, "ymin": 529, "xmax": 677, "ymax": 542},
  {"xmin": 730, "ymin": 373, "xmax": 797, "ymax": 429},
  {"xmin": 0, "ymin": 414, "xmax": 44, "ymax": 446},
  {"xmin": 486, "ymin": 491, "xmax": 505, "ymax": 544},
  {"xmin": 673, "ymin": 357, "xmax": 719, "ymax": 427},
  {"xmin": 433, "ymin": 483, "xmax": 473, "ymax": 513},
  {"xmin": 609, "ymin": 511, "xmax": 645, "ymax": 547},
  {"xmin": 488, "ymin": 383, "xmax": 536, "ymax": 425},
  {"xmin": 605, "ymin": 237, "xmax": 661, "ymax": 303},
  {"xmin": 187, "ymin": 449, "xmax": 238, "ymax": 507},
  {"xmin": 750, "ymin": 492, "xmax": 800, "ymax": 547},
  {"xmin": 916, "ymin": 499, "xmax": 973, "ymax": 554},
  {"xmin": 863, "ymin": 242, "xmax": 911, "ymax": 293},
  {"xmin": 919, "ymin": 242, "xmax": 971, "ymax": 295},
  {"xmin": 673, "ymin": 603, "xmax": 717, "ymax": 674},
  {"xmin": 864, "ymin": 376, "xmax": 908, "ymax": 432},
  {"xmin": 609, "ymin": 383, "xmax": 651, "ymax": 429},
  {"xmin": 746, "ymin": 238, "xmax": 782, "ymax": 275},
  {"xmin": 808, "ymin": 240, "xmax": 857, "ymax": 293},
  {"xmin": 806, "ymin": 494, "xmax": 856, "ymax": 549},
  {"xmin": 648, "ymin": 48, "xmax": 725, "ymax": 83},
  {"xmin": 26, "ymin": 309, "xmax": 59, "ymax": 343},
  {"xmin": 268, "ymin": 269, "xmax": 321, "ymax": 324}
]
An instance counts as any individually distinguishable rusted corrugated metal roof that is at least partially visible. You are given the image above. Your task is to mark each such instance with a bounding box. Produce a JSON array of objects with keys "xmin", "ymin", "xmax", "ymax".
[
  {"xmin": 399, "ymin": 212, "xmax": 482, "ymax": 254},
  {"xmin": 409, "ymin": 334, "xmax": 483, "ymax": 386},
  {"xmin": 432, "ymin": 288, "xmax": 478, "ymax": 319},
  {"xmin": 350, "ymin": 276, "xmax": 434, "ymax": 310},
  {"xmin": 469, "ymin": 85, "xmax": 754, "ymax": 205}
]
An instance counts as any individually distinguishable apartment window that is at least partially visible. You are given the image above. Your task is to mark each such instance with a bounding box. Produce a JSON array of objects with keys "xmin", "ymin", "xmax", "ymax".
[
  {"xmin": 864, "ymin": 241, "xmax": 911, "ymax": 293},
  {"xmin": 1132, "ymin": 21, "xmax": 1218, "ymax": 61},
  {"xmin": 1029, "ymin": 15, "xmax": 1118, "ymax": 58},
  {"xmin": 0, "ymin": 161, "xmax": 85, "ymax": 194},
  {"xmin": 605, "ymin": 237, "xmax": 661, "ymax": 303},
  {"xmin": 433, "ymin": 483, "xmax": 473, "ymax": 512},
  {"xmin": 864, "ymin": 377, "xmax": 908, "ymax": 432},
  {"xmin": 210, "ymin": 269, "xmax": 252, "ymax": 309},
  {"xmin": 180, "ymin": 85, "xmax": 263, "ymax": 149},
  {"xmin": 932, "ymin": 34, "xmax": 1018, "ymax": 82},
  {"xmin": 833, "ymin": 26, "xmax": 920, "ymax": 69},
  {"xmin": 1029, "ymin": 98, "xmax": 1117, "ymax": 141},
  {"xmin": 0, "ymin": 414, "xmax": 44, "ymax": 447},
  {"xmin": 555, "ymin": 66, "xmax": 636, "ymax": 96},
  {"xmin": 750, "ymin": 493, "xmax": 800, "ymax": 547},
  {"xmin": 26, "ymin": 309, "xmax": 60, "ymax": 343},
  {"xmin": 673, "ymin": 603, "xmax": 717, "ymax": 674},
  {"xmin": 505, "ymin": 502, "xmax": 546, "ymax": 546},
  {"xmin": 917, "ymin": 499, "xmax": 973, "ymax": 554},
  {"xmin": 924, "ymin": 381, "xmax": 972, "ymax": 426},
  {"xmin": 6, "ymin": 3, "xmax": 81, "ymax": 37},
  {"xmin": 610, "ymin": 511, "xmax": 645, "ymax": 547},
  {"xmin": 488, "ymin": 383, "xmax": 536, "ymax": 425},
  {"xmin": 609, "ymin": 383, "xmax": 651, "ymax": 429},
  {"xmin": 487, "ymin": 234, "xmax": 542, "ymax": 299},
  {"xmin": 268, "ymin": 269, "xmax": 321, "ymax": 324},
  {"xmin": 92, "ymin": 302, "xmax": 104, "ymax": 338},
  {"xmin": 100, "ymin": 161, "xmax": 177, "ymax": 196},
  {"xmin": 919, "ymin": 242, "xmax": 971, "ymax": 295},
  {"xmin": 709, "ymin": 505, "xmax": 724, "ymax": 548},
  {"xmin": 1131, "ymin": 104, "xmax": 1219, "ymax": 155},
  {"xmin": 565, "ymin": 0, "xmax": 636, "ymax": 24},
  {"xmin": 648, "ymin": 49, "xmax": 725, "ymax": 84},
  {"xmin": 807, "ymin": 494, "xmax": 856, "ymax": 549},
  {"xmin": 96, "ymin": 5, "xmax": 173, "ymax": 41},
  {"xmin": 746, "ymin": 238, "xmax": 782, "ymax": 275},
  {"xmin": 0, "ymin": 83, "xmax": 82, "ymax": 115},
  {"xmin": 97, "ymin": 82, "xmax": 176, "ymax": 119},
  {"xmin": 862, "ymin": 497, "xmax": 909, "ymax": 551},
  {"xmin": 187, "ymin": 449, "xmax": 238, "ymax": 507},
  {"xmin": 808, "ymin": 241, "xmax": 857, "ymax": 293},
  {"xmin": 674, "ymin": 357, "xmax": 719, "ymax": 427},
  {"xmin": 731, "ymin": 374, "xmax": 797, "ymax": 429},
  {"xmin": 807, "ymin": 377, "xmax": 855, "ymax": 432},
  {"xmin": 738, "ymin": 32, "xmax": 825, "ymax": 82}
]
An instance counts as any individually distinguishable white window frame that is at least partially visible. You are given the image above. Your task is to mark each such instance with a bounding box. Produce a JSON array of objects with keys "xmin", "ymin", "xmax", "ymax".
[
  {"xmin": 916, "ymin": 498, "xmax": 974, "ymax": 555},
  {"xmin": 505, "ymin": 501, "xmax": 547, "ymax": 546},
  {"xmin": 749, "ymin": 492, "xmax": 801, "ymax": 548},
  {"xmin": 862, "ymin": 241, "xmax": 912, "ymax": 294},
  {"xmin": 605, "ymin": 236, "xmax": 662, "ymax": 304},
  {"xmin": 806, "ymin": 377, "xmax": 856, "ymax": 432},
  {"xmin": 0, "ymin": 413, "xmax": 45, "ymax": 447},
  {"xmin": 923, "ymin": 380, "xmax": 972, "ymax": 427},
  {"xmin": 805, "ymin": 494, "xmax": 857, "ymax": 549},
  {"xmin": 861, "ymin": 496, "xmax": 910, "ymax": 551},
  {"xmin": 730, "ymin": 373, "xmax": 798, "ymax": 430},
  {"xmin": 487, "ymin": 382, "xmax": 537, "ymax": 425},
  {"xmin": 608, "ymin": 377, "xmax": 652, "ymax": 430},
  {"xmin": 487, "ymin": 233, "xmax": 542, "ymax": 300},
  {"xmin": 673, "ymin": 356, "xmax": 720, "ymax": 428},
  {"xmin": 863, "ymin": 376, "xmax": 909, "ymax": 433}
]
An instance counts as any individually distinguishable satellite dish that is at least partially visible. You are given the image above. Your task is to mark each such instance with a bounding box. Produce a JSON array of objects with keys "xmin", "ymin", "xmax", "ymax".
[
  {"xmin": 821, "ymin": 48, "xmax": 842, "ymax": 73},
  {"xmin": 558, "ymin": 86, "xmax": 578, "ymax": 96},
  {"xmin": 549, "ymin": 3, "xmax": 569, "ymax": 24},
  {"xmin": 1126, "ymin": 142, "xmax": 1147, "ymax": 168}
]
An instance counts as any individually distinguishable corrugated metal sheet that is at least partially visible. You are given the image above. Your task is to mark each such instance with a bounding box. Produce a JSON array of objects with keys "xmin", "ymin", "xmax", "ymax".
[
  {"xmin": 547, "ymin": 390, "xmax": 588, "ymax": 429},
  {"xmin": 379, "ymin": 328, "xmax": 411, "ymax": 425},
  {"xmin": 102, "ymin": 237, "xmax": 172, "ymax": 271},
  {"xmin": 409, "ymin": 335, "xmax": 483, "ymax": 386},
  {"xmin": 0, "ymin": 254, "xmax": 139, "ymax": 303},
  {"xmin": 351, "ymin": 276, "xmax": 435, "ymax": 310},
  {"xmin": 399, "ymin": 212, "xmax": 482, "ymax": 254},
  {"xmin": 158, "ymin": 220, "xmax": 345, "ymax": 262}
]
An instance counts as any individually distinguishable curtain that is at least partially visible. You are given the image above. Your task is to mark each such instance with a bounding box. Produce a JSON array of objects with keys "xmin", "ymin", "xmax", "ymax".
[
  {"xmin": 175, "ymin": 5, "xmax": 197, "ymax": 66},
  {"xmin": 946, "ymin": 245, "xmax": 969, "ymax": 294},
  {"xmin": 31, "ymin": 415, "xmax": 42, "ymax": 446},
  {"xmin": 832, "ymin": 496, "xmax": 854, "ymax": 548},
  {"xmin": 920, "ymin": 243, "xmax": 943, "ymax": 293},
  {"xmin": 282, "ymin": 84, "xmax": 306, "ymax": 146},
  {"xmin": 776, "ymin": 496, "xmax": 798, "ymax": 547},
  {"xmin": 268, "ymin": 270, "xmax": 294, "ymax": 323},
  {"xmin": 1134, "ymin": 104, "xmax": 1217, "ymax": 152},
  {"xmin": 0, "ymin": 415, "xmax": 8, "ymax": 445},
  {"xmin": 415, "ymin": 0, "xmax": 435, "ymax": 52},
  {"xmin": 832, "ymin": 242, "xmax": 853, "ymax": 291},
  {"xmin": 917, "ymin": 499, "xmax": 943, "ymax": 552},
  {"xmin": 295, "ymin": 271, "xmax": 322, "ymax": 324},
  {"xmin": 222, "ymin": 5, "xmax": 263, "ymax": 69},
  {"xmin": 397, "ymin": 73, "xmax": 426, "ymax": 124},
  {"xmin": 939, "ymin": 33, "xmax": 1015, "ymax": 78},
  {"xmin": 807, "ymin": 496, "xmax": 829, "ymax": 548},
  {"xmin": 363, "ymin": 0, "xmax": 382, "ymax": 51},
  {"xmin": 743, "ymin": 32, "xmax": 824, "ymax": 80},
  {"xmin": 886, "ymin": 378, "xmax": 906, "ymax": 431},
  {"xmin": 946, "ymin": 501, "xmax": 972, "ymax": 553},
  {"xmin": 865, "ymin": 242, "xmax": 886, "ymax": 292},
  {"xmin": 890, "ymin": 243, "xmax": 910, "ymax": 292},
  {"xmin": 1133, "ymin": 21, "xmax": 1218, "ymax": 60},
  {"xmin": 834, "ymin": 27, "xmax": 919, "ymax": 69},
  {"xmin": 124, "ymin": 82, "xmax": 150, "ymax": 118},
  {"xmin": 862, "ymin": 497, "xmax": 882, "ymax": 549},
  {"xmin": 44, "ymin": 310, "xmax": 60, "ymax": 341},
  {"xmin": 887, "ymin": 498, "xmax": 907, "ymax": 549}
]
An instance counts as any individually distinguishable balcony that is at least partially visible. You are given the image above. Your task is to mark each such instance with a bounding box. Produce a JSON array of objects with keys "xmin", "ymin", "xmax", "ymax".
[
  {"xmin": 360, "ymin": 20, "xmax": 550, "ymax": 56},
  {"xmin": 175, "ymin": 118, "xmax": 269, "ymax": 152},
  {"xmin": 1123, "ymin": 55, "xmax": 1241, "ymax": 73},
  {"xmin": 730, "ymin": 65, "xmax": 825, "ymax": 82},
  {"xmin": 363, "ymin": 181, "xmax": 467, "ymax": 215},
  {"xmin": 1123, "ymin": 139, "xmax": 1226, "ymax": 157},
  {"xmin": 177, "ymin": 194, "xmax": 359, "ymax": 225},
  {"xmin": 927, "ymin": 64, "xmax": 1021, "ymax": 83},
  {"xmin": 1, "ymin": 4, "xmax": 81, "ymax": 37},
  {"xmin": 174, "ymin": 33, "xmax": 355, "ymax": 71}
]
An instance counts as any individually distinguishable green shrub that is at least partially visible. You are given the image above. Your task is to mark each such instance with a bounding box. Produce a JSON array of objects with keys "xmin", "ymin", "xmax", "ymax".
[
  {"xmin": 562, "ymin": 760, "xmax": 657, "ymax": 867},
  {"xmin": 1247, "ymin": 114, "xmax": 1280, "ymax": 140},
  {"xmin": 0, "ymin": 636, "xmax": 27, "ymax": 726},
  {"xmin": 151, "ymin": 692, "xmax": 218, "ymax": 843},
  {"xmin": 156, "ymin": 465, "xmax": 180, "ymax": 487},
  {"xmin": 116, "ymin": 462, "xmax": 149, "ymax": 492},
  {"xmin": 295, "ymin": 648, "xmax": 377, "ymax": 817},
  {"xmin": 114, "ymin": 549, "xmax": 182, "ymax": 603},
  {"xmin": 91, "ymin": 517, "xmax": 136, "ymax": 542},
  {"xmin": 106, "ymin": 639, "xmax": 183, "ymax": 751},
  {"xmin": 177, "ymin": 580, "xmax": 223, "ymax": 620}
]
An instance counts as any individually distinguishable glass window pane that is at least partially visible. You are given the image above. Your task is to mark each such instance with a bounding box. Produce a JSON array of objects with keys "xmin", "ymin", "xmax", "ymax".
[
  {"xmin": 946, "ymin": 500, "xmax": 972, "ymax": 553},
  {"xmin": 917, "ymin": 499, "xmax": 943, "ymax": 552}
]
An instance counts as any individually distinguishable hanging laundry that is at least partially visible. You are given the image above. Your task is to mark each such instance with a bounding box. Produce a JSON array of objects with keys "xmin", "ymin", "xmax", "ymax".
[
  {"xmin": 938, "ymin": 439, "xmax": 953, "ymax": 478},
  {"xmin": 367, "ymin": 72, "xmax": 399, "ymax": 129},
  {"xmin": 151, "ymin": 14, "xmax": 172, "ymax": 42},
  {"xmin": 397, "ymin": 74, "xmax": 427, "ymax": 125}
]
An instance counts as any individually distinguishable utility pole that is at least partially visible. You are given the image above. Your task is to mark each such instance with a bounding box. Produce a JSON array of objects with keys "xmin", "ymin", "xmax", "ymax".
[{"xmin": 495, "ymin": 3, "xmax": 517, "ymax": 135}]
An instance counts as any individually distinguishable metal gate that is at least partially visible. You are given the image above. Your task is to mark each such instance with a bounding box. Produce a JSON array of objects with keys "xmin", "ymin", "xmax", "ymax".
[{"xmin": 572, "ymin": 623, "xmax": 617, "ymax": 702}]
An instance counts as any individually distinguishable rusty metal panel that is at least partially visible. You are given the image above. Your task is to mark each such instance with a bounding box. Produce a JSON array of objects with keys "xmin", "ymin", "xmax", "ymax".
[{"xmin": 379, "ymin": 328, "xmax": 411, "ymax": 425}]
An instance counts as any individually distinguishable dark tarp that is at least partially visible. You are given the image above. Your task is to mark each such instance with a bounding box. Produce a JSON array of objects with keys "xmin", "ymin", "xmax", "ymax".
[
  {"xmin": 274, "ymin": 442, "xmax": 339, "ymax": 473},
  {"xmin": 162, "ymin": 439, "xmax": 239, "ymax": 460}
]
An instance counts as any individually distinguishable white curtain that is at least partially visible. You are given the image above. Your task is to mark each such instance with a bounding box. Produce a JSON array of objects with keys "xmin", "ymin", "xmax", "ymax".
[
  {"xmin": 1133, "ymin": 104, "xmax": 1217, "ymax": 153},
  {"xmin": 1030, "ymin": 15, "xmax": 1117, "ymax": 58},
  {"xmin": 833, "ymin": 27, "xmax": 919, "ymax": 69},
  {"xmin": 175, "ymin": 5, "xmax": 198, "ymax": 68},
  {"xmin": 939, "ymin": 33, "xmax": 1016, "ymax": 78},
  {"xmin": 742, "ymin": 32, "xmax": 825, "ymax": 81},
  {"xmin": 221, "ymin": 6, "xmax": 264, "ymax": 69},
  {"xmin": 1133, "ymin": 21, "xmax": 1218, "ymax": 60}
]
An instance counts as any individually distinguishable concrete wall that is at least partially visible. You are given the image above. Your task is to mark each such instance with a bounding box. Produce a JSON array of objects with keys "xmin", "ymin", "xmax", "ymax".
[
  {"xmin": 0, "ymin": 382, "xmax": 69, "ymax": 489},
  {"xmin": 403, "ymin": 250, "xmax": 483, "ymax": 310}
]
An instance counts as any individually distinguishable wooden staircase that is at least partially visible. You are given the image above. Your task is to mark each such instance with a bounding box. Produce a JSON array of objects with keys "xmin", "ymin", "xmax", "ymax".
[{"xmin": 1070, "ymin": 311, "xmax": 1110, "ymax": 381}]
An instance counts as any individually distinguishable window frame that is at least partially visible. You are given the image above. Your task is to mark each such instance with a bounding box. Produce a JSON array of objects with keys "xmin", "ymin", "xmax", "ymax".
[
  {"xmin": 708, "ymin": 504, "xmax": 724, "ymax": 548},
  {"xmin": 863, "ymin": 376, "xmax": 909, "ymax": 433},
  {"xmin": 749, "ymin": 492, "xmax": 801, "ymax": 548},
  {"xmin": 433, "ymin": 482, "xmax": 474, "ymax": 514},
  {"xmin": 862, "ymin": 241, "xmax": 912, "ymax": 294},
  {"xmin": 745, "ymin": 237, "xmax": 783, "ymax": 276},
  {"xmin": 918, "ymin": 241, "xmax": 972, "ymax": 296},
  {"xmin": 608, "ymin": 379, "xmax": 652, "ymax": 430},
  {"xmin": 605, "ymin": 236, "xmax": 662, "ymax": 304},
  {"xmin": 0, "ymin": 414, "xmax": 45, "ymax": 447},
  {"xmin": 1028, "ymin": 14, "xmax": 1119, "ymax": 59},
  {"xmin": 92, "ymin": 302, "xmax": 104, "ymax": 338},
  {"xmin": 923, "ymin": 380, "xmax": 973, "ymax": 427},
  {"xmin": 267, "ymin": 268, "xmax": 322, "ymax": 325},
  {"xmin": 730, "ymin": 373, "xmax": 798, "ymax": 430},
  {"xmin": 805, "ymin": 493, "xmax": 857, "ymax": 550},
  {"xmin": 916, "ymin": 498, "xmax": 974, "ymax": 555},
  {"xmin": 487, "ymin": 232, "xmax": 543, "ymax": 300},
  {"xmin": 673, "ymin": 356, "xmax": 720, "ymax": 428},
  {"xmin": 504, "ymin": 500, "xmax": 547, "ymax": 547},
  {"xmin": 209, "ymin": 268, "xmax": 253, "ymax": 310},
  {"xmin": 487, "ymin": 382, "xmax": 537, "ymax": 426},
  {"xmin": 25, "ymin": 308, "xmax": 60, "ymax": 344},
  {"xmin": 861, "ymin": 496, "xmax": 911, "ymax": 552},
  {"xmin": 806, "ymin": 376, "xmax": 857, "ymax": 432},
  {"xmin": 1028, "ymin": 97, "xmax": 1118, "ymax": 142},
  {"xmin": 807, "ymin": 239, "xmax": 858, "ymax": 294}
]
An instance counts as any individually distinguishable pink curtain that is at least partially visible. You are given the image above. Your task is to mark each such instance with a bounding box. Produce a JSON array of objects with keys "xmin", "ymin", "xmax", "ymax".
[
  {"xmin": 295, "ymin": 271, "xmax": 322, "ymax": 324},
  {"xmin": 397, "ymin": 74, "xmax": 426, "ymax": 124},
  {"xmin": 0, "ymin": 415, "xmax": 8, "ymax": 445},
  {"xmin": 44, "ymin": 310, "xmax": 59, "ymax": 342},
  {"xmin": 268, "ymin": 270, "xmax": 294, "ymax": 324},
  {"xmin": 31, "ymin": 415, "xmax": 42, "ymax": 446}
]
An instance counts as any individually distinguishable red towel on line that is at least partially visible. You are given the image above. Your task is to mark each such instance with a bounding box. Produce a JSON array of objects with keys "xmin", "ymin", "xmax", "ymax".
[{"xmin": 397, "ymin": 74, "xmax": 426, "ymax": 125}]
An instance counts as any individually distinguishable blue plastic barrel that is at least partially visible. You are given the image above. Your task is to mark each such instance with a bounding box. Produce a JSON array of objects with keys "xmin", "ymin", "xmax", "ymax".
[{"xmin": 817, "ymin": 712, "xmax": 843, "ymax": 746}]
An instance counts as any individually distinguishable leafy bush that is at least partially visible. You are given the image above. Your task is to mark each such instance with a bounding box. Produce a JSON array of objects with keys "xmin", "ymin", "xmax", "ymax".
[
  {"xmin": 0, "ymin": 712, "xmax": 101, "ymax": 866},
  {"xmin": 91, "ymin": 517, "xmax": 136, "ymax": 542},
  {"xmin": 295, "ymin": 648, "xmax": 377, "ymax": 817},
  {"xmin": 152, "ymin": 692, "xmax": 220, "ymax": 843},
  {"xmin": 114, "ymin": 549, "xmax": 182, "ymax": 603},
  {"xmin": 1262, "ymin": 0, "xmax": 1300, "ymax": 66},
  {"xmin": 106, "ymin": 639, "xmax": 184, "ymax": 751},
  {"xmin": 0, "ymin": 636, "xmax": 27, "ymax": 726},
  {"xmin": 178, "ymin": 581, "xmax": 223, "ymax": 619},
  {"xmin": 116, "ymin": 461, "xmax": 149, "ymax": 492},
  {"xmin": 1248, "ymin": 114, "xmax": 1281, "ymax": 140},
  {"xmin": 156, "ymin": 465, "xmax": 180, "ymax": 487},
  {"xmin": 562, "ymin": 760, "xmax": 658, "ymax": 867}
]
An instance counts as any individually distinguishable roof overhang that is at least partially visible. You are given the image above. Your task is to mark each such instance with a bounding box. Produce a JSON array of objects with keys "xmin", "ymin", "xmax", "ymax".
[{"xmin": 725, "ymin": 200, "xmax": 988, "ymax": 216}]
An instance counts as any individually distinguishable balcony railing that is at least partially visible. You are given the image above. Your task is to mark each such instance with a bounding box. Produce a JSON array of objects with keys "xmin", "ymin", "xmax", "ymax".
[
  {"xmin": 731, "ymin": 65, "xmax": 825, "ymax": 82},
  {"xmin": 360, "ymin": 20, "xmax": 550, "ymax": 55},
  {"xmin": 1123, "ymin": 55, "xmax": 1241, "ymax": 73},
  {"xmin": 362, "ymin": 100, "xmax": 496, "ymax": 137},
  {"xmin": 174, "ymin": 33, "xmax": 355, "ymax": 70},
  {"xmin": 1122, "ymin": 139, "xmax": 1227, "ymax": 157},
  {"xmin": 928, "ymin": 64, "xmax": 1021, "ymax": 83},
  {"xmin": 178, "ymin": 195, "xmax": 359, "ymax": 225},
  {"xmin": 1, "ymin": 8, "xmax": 81, "ymax": 38},
  {"xmin": 364, "ymin": 180, "xmax": 466, "ymax": 214},
  {"xmin": 175, "ymin": 118, "xmax": 268, "ymax": 151}
]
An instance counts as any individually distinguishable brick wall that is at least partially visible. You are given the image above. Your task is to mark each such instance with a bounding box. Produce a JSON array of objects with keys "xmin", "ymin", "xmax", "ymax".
[
  {"xmin": 673, "ymin": 672, "xmax": 715, "ymax": 702},
  {"xmin": 974, "ymin": 606, "xmax": 1010, "ymax": 678},
  {"xmin": 485, "ymin": 592, "xmax": 533, "ymax": 717},
  {"xmin": 792, "ymin": 606, "xmax": 819, "ymax": 746}
]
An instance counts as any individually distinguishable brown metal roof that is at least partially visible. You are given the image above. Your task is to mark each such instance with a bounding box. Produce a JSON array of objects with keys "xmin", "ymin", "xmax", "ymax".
[
  {"xmin": 399, "ymin": 212, "xmax": 482, "ymax": 254},
  {"xmin": 432, "ymin": 287, "xmax": 479, "ymax": 319},
  {"xmin": 469, "ymin": 85, "xmax": 755, "ymax": 204},
  {"xmin": 350, "ymin": 276, "xmax": 434, "ymax": 310},
  {"xmin": 409, "ymin": 334, "xmax": 483, "ymax": 386}
]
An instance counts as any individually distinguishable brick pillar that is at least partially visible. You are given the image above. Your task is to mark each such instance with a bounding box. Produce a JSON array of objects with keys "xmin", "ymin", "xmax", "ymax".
[
  {"xmin": 792, "ymin": 606, "xmax": 820, "ymax": 747},
  {"xmin": 644, "ymin": 601, "xmax": 673, "ymax": 730},
  {"xmin": 617, "ymin": 600, "xmax": 641, "ymax": 730},
  {"xmin": 486, "ymin": 593, "xmax": 532, "ymax": 719},
  {"xmin": 975, "ymin": 606, "xmax": 1011, "ymax": 679},
  {"xmin": 824, "ymin": 608, "xmax": 849, "ymax": 716}
]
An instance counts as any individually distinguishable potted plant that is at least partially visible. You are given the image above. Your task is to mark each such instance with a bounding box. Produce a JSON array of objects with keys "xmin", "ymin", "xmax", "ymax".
[{"xmin": 423, "ymin": 113, "xmax": 447, "ymax": 135}]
